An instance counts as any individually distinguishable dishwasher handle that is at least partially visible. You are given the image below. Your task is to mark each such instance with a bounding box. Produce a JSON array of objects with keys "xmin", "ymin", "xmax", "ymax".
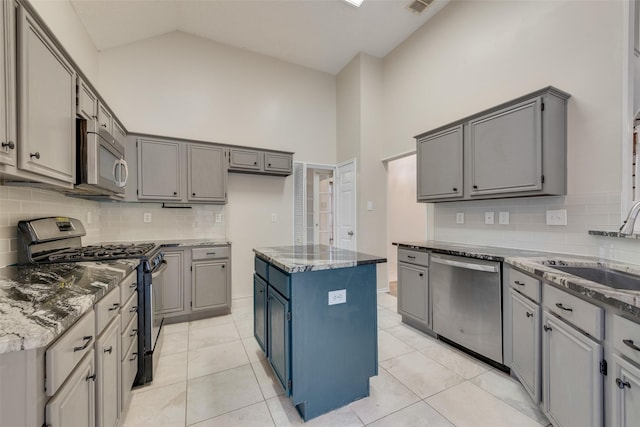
[{"xmin": 431, "ymin": 256, "xmax": 499, "ymax": 273}]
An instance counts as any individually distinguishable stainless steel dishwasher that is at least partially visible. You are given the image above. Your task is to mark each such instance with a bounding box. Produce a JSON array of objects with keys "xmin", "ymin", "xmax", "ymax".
[{"xmin": 431, "ymin": 253, "xmax": 503, "ymax": 364}]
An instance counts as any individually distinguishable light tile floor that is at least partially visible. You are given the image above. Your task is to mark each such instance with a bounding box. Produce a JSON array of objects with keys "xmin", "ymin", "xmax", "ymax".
[{"xmin": 123, "ymin": 293, "xmax": 551, "ymax": 427}]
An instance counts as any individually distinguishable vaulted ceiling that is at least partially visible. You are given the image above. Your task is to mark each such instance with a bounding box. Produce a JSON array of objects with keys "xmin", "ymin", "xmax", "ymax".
[{"xmin": 70, "ymin": 0, "xmax": 448, "ymax": 74}]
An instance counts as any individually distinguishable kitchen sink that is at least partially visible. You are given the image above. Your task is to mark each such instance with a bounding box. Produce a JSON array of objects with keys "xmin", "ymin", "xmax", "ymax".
[{"xmin": 552, "ymin": 266, "xmax": 640, "ymax": 291}]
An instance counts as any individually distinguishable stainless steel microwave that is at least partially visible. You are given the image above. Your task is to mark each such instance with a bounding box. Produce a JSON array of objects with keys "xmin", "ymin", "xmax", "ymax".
[{"xmin": 75, "ymin": 118, "xmax": 128, "ymax": 196}]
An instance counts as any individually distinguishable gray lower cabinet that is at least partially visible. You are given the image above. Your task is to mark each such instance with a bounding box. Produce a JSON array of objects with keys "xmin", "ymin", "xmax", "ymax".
[
  {"xmin": 45, "ymin": 350, "xmax": 96, "ymax": 427},
  {"xmin": 157, "ymin": 250, "xmax": 185, "ymax": 315},
  {"xmin": 0, "ymin": 0, "xmax": 16, "ymax": 168},
  {"xmin": 397, "ymin": 262, "xmax": 429, "ymax": 327},
  {"xmin": 192, "ymin": 260, "xmax": 229, "ymax": 311},
  {"xmin": 542, "ymin": 310, "xmax": 603, "ymax": 427},
  {"xmin": 611, "ymin": 354, "xmax": 640, "ymax": 427},
  {"xmin": 17, "ymin": 4, "xmax": 76, "ymax": 186},
  {"xmin": 267, "ymin": 284, "xmax": 291, "ymax": 392},
  {"xmin": 188, "ymin": 143, "xmax": 226, "ymax": 202},
  {"xmin": 417, "ymin": 125, "xmax": 463, "ymax": 201},
  {"xmin": 510, "ymin": 289, "xmax": 541, "ymax": 402},
  {"xmin": 254, "ymin": 274, "xmax": 268, "ymax": 354},
  {"xmin": 95, "ymin": 317, "xmax": 120, "ymax": 427},
  {"xmin": 137, "ymin": 138, "xmax": 182, "ymax": 200}
]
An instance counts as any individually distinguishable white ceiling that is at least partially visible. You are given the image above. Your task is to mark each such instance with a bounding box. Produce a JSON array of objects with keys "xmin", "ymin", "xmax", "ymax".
[{"xmin": 69, "ymin": 0, "xmax": 448, "ymax": 75}]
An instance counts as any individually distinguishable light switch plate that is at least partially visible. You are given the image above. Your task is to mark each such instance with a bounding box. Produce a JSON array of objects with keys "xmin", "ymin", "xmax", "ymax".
[
  {"xmin": 485, "ymin": 211, "xmax": 494, "ymax": 225},
  {"xmin": 456, "ymin": 212, "xmax": 464, "ymax": 224},
  {"xmin": 546, "ymin": 209, "xmax": 567, "ymax": 226},
  {"xmin": 328, "ymin": 289, "xmax": 347, "ymax": 305},
  {"xmin": 367, "ymin": 201, "xmax": 373, "ymax": 211},
  {"xmin": 499, "ymin": 211, "xmax": 510, "ymax": 225}
]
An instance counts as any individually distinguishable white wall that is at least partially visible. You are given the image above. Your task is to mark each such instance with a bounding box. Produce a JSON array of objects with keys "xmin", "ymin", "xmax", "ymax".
[
  {"xmin": 98, "ymin": 31, "xmax": 337, "ymax": 298},
  {"xmin": 29, "ymin": 0, "xmax": 99, "ymax": 82},
  {"xmin": 381, "ymin": 0, "xmax": 639, "ymax": 262}
]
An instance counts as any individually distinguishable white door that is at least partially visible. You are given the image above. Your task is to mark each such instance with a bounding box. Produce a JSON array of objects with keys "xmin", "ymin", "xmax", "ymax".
[{"xmin": 336, "ymin": 159, "xmax": 356, "ymax": 251}]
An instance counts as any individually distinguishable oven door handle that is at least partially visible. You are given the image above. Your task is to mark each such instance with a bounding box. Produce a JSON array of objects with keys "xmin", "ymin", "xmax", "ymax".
[
  {"xmin": 431, "ymin": 257, "xmax": 499, "ymax": 273},
  {"xmin": 151, "ymin": 260, "xmax": 168, "ymax": 278}
]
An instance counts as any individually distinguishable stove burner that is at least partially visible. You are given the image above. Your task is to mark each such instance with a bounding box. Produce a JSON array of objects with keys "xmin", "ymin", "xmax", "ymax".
[{"xmin": 42, "ymin": 243, "xmax": 157, "ymax": 263}]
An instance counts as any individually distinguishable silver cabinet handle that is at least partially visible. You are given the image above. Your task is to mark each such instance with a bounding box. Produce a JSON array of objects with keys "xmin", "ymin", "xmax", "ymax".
[
  {"xmin": 108, "ymin": 303, "xmax": 120, "ymax": 311},
  {"xmin": 616, "ymin": 378, "xmax": 631, "ymax": 389},
  {"xmin": 74, "ymin": 336, "xmax": 93, "ymax": 352},
  {"xmin": 30, "ymin": 152, "xmax": 40, "ymax": 159},
  {"xmin": 623, "ymin": 339, "xmax": 640, "ymax": 352},
  {"xmin": 514, "ymin": 280, "xmax": 525, "ymax": 286},
  {"xmin": 1, "ymin": 141, "xmax": 14, "ymax": 150},
  {"xmin": 431, "ymin": 257, "xmax": 498, "ymax": 273},
  {"xmin": 104, "ymin": 346, "xmax": 113, "ymax": 354},
  {"xmin": 555, "ymin": 303, "xmax": 573, "ymax": 312}
]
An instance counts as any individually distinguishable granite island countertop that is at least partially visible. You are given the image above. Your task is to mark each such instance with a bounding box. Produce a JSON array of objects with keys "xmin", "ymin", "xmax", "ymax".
[
  {"xmin": 254, "ymin": 245, "xmax": 386, "ymax": 273},
  {"xmin": 395, "ymin": 241, "xmax": 640, "ymax": 319},
  {"xmin": 0, "ymin": 259, "xmax": 138, "ymax": 354}
]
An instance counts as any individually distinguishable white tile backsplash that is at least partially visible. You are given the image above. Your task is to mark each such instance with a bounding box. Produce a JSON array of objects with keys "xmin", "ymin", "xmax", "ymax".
[{"xmin": 434, "ymin": 192, "xmax": 640, "ymax": 264}]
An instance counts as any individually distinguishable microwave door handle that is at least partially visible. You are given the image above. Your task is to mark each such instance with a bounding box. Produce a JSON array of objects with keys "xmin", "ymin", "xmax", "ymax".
[
  {"xmin": 118, "ymin": 160, "xmax": 128, "ymax": 188},
  {"xmin": 112, "ymin": 159, "xmax": 121, "ymax": 186}
]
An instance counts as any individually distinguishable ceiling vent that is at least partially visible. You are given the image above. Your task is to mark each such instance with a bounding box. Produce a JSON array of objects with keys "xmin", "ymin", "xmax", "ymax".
[{"xmin": 407, "ymin": 0, "xmax": 433, "ymax": 15}]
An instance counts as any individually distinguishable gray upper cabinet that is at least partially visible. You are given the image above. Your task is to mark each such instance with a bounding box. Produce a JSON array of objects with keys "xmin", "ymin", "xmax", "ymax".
[
  {"xmin": 97, "ymin": 102, "xmax": 113, "ymax": 134},
  {"xmin": 188, "ymin": 144, "xmax": 226, "ymax": 202},
  {"xmin": 415, "ymin": 87, "xmax": 570, "ymax": 202},
  {"xmin": 229, "ymin": 148, "xmax": 262, "ymax": 171},
  {"xmin": 112, "ymin": 121, "xmax": 126, "ymax": 147},
  {"xmin": 0, "ymin": 0, "xmax": 16, "ymax": 168},
  {"xmin": 137, "ymin": 138, "xmax": 182, "ymax": 200},
  {"xmin": 228, "ymin": 147, "xmax": 293, "ymax": 176},
  {"xmin": 469, "ymin": 98, "xmax": 542, "ymax": 196},
  {"xmin": 417, "ymin": 125, "xmax": 463, "ymax": 201},
  {"xmin": 17, "ymin": 4, "xmax": 76, "ymax": 185},
  {"xmin": 77, "ymin": 77, "xmax": 97, "ymax": 121}
]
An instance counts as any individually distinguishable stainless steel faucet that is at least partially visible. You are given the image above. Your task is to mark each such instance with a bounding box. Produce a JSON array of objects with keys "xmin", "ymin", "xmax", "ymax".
[{"xmin": 619, "ymin": 200, "xmax": 640, "ymax": 235}]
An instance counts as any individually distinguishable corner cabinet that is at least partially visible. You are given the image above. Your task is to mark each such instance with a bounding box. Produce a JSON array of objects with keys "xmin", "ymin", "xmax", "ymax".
[
  {"xmin": 17, "ymin": 4, "xmax": 76, "ymax": 186},
  {"xmin": 415, "ymin": 87, "xmax": 570, "ymax": 202}
]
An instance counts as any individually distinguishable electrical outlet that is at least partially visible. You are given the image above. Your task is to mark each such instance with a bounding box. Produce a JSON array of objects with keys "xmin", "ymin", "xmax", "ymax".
[
  {"xmin": 499, "ymin": 211, "xmax": 510, "ymax": 225},
  {"xmin": 485, "ymin": 211, "xmax": 494, "ymax": 225},
  {"xmin": 215, "ymin": 213, "xmax": 223, "ymax": 223},
  {"xmin": 143, "ymin": 212, "xmax": 152, "ymax": 223},
  {"xmin": 328, "ymin": 289, "xmax": 347, "ymax": 305},
  {"xmin": 456, "ymin": 212, "xmax": 464, "ymax": 224},
  {"xmin": 271, "ymin": 213, "xmax": 278, "ymax": 223},
  {"xmin": 367, "ymin": 201, "xmax": 373, "ymax": 211},
  {"xmin": 546, "ymin": 209, "xmax": 567, "ymax": 226}
]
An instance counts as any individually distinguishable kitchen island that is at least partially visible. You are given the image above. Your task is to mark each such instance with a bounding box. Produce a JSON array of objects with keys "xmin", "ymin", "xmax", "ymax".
[{"xmin": 253, "ymin": 245, "xmax": 386, "ymax": 421}]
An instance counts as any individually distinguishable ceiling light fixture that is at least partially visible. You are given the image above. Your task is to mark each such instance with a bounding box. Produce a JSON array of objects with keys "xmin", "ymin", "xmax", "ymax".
[{"xmin": 342, "ymin": 0, "xmax": 364, "ymax": 7}]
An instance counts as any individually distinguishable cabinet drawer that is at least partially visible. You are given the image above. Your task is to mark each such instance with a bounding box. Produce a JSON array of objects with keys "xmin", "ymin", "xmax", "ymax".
[
  {"xmin": 255, "ymin": 257, "xmax": 269, "ymax": 281},
  {"xmin": 613, "ymin": 315, "xmax": 640, "ymax": 365},
  {"xmin": 121, "ymin": 314, "xmax": 138, "ymax": 361},
  {"xmin": 268, "ymin": 265, "xmax": 291, "ymax": 299},
  {"xmin": 95, "ymin": 287, "xmax": 121, "ymax": 335},
  {"xmin": 398, "ymin": 248, "xmax": 429, "ymax": 266},
  {"xmin": 46, "ymin": 310, "xmax": 96, "ymax": 396},
  {"xmin": 120, "ymin": 270, "xmax": 138, "ymax": 306},
  {"xmin": 509, "ymin": 268, "xmax": 541, "ymax": 303},
  {"xmin": 192, "ymin": 246, "xmax": 229, "ymax": 260},
  {"xmin": 543, "ymin": 284, "xmax": 603, "ymax": 340},
  {"xmin": 121, "ymin": 291, "xmax": 138, "ymax": 331}
]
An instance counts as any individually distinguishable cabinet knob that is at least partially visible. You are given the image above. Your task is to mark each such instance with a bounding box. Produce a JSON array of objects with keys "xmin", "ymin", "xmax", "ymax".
[
  {"xmin": 101, "ymin": 123, "xmax": 107, "ymax": 128},
  {"xmin": 452, "ymin": 187, "xmax": 458, "ymax": 192},
  {"xmin": 473, "ymin": 185, "xmax": 478, "ymax": 190},
  {"xmin": 108, "ymin": 303, "xmax": 120, "ymax": 311},
  {"xmin": 74, "ymin": 335, "xmax": 93, "ymax": 352},
  {"xmin": 616, "ymin": 378, "xmax": 631, "ymax": 389},
  {"xmin": 623, "ymin": 339, "xmax": 640, "ymax": 352},
  {"xmin": 1, "ymin": 141, "xmax": 14, "ymax": 150},
  {"xmin": 419, "ymin": 272, "xmax": 424, "ymax": 277},
  {"xmin": 526, "ymin": 312, "xmax": 533, "ymax": 318},
  {"xmin": 221, "ymin": 265, "xmax": 225, "ymax": 268},
  {"xmin": 104, "ymin": 346, "xmax": 113, "ymax": 354},
  {"xmin": 543, "ymin": 325, "xmax": 552, "ymax": 332},
  {"xmin": 130, "ymin": 352, "xmax": 138, "ymax": 361},
  {"xmin": 30, "ymin": 152, "xmax": 40, "ymax": 159},
  {"xmin": 192, "ymin": 192, "xmax": 196, "ymax": 196},
  {"xmin": 254, "ymin": 161, "xmax": 257, "ymax": 165},
  {"xmin": 130, "ymin": 329, "xmax": 138, "ymax": 337},
  {"xmin": 268, "ymin": 163, "xmax": 272, "ymax": 167},
  {"xmin": 173, "ymin": 192, "xmax": 177, "ymax": 196}
]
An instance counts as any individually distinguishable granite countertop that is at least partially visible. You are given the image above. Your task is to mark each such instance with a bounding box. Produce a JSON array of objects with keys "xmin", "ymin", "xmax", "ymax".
[
  {"xmin": 104, "ymin": 239, "xmax": 231, "ymax": 248},
  {"xmin": 253, "ymin": 245, "xmax": 387, "ymax": 273},
  {"xmin": 395, "ymin": 240, "xmax": 640, "ymax": 319},
  {"xmin": 0, "ymin": 260, "xmax": 138, "ymax": 354}
]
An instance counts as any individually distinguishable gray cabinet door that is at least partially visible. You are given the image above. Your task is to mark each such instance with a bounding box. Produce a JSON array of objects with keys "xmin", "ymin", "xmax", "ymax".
[
  {"xmin": 229, "ymin": 148, "xmax": 262, "ymax": 171},
  {"xmin": 97, "ymin": 102, "xmax": 112, "ymax": 134},
  {"xmin": 0, "ymin": 0, "xmax": 16, "ymax": 167},
  {"xmin": 77, "ymin": 77, "xmax": 97, "ymax": 121},
  {"xmin": 17, "ymin": 5, "xmax": 75, "ymax": 184},
  {"xmin": 510, "ymin": 289, "xmax": 541, "ymax": 403},
  {"xmin": 264, "ymin": 152, "xmax": 292, "ymax": 175},
  {"xmin": 268, "ymin": 285, "xmax": 290, "ymax": 395},
  {"xmin": 542, "ymin": 311, "xmax": 603, "ymax": 427},
  {"xmin": 417, "ymin": 125, "xmax": 463, "ymax": 200},
  {"xmin": 157, "ymin": 251, "xmax": 184, "ymax": 315},
  {"xmin": 46, "ymin": 350, "xmax": 96, "ymax": 427},
  {"xmin": 192, "ymin": 260, "xmax": 228, "ymax": 311},
  {"xmin": 397, "ymin": 262, "xmax": 429, "ymax": 327},
  {"xmin": 188, "ymin": 144, "xmax": 226, "ymax": 202},
  {"xmin": 138, "ymin": 138, "xmax": 181, "ymax": 200},
  {"xmin": 112, "ymin": 121, "xmax": 126, "ymax": 147},
  {"xmin": 612, "ymin": 354, "xmax": 640, "ymax": 427},
  {"xmin": 254, "ymin": 274, "xmax": 267, "ymax": 354},
  {"xmin": 469, "ymin": 98, "xmax": 542, "ymax": 196},
  {"xmin": 96, "ymin": 319, "xmax": 120, "ymax": 427}
]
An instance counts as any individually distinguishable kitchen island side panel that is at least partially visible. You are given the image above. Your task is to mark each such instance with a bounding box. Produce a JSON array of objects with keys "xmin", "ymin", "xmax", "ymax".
[{"xmin": 290, "ymin": 263, "xmax": 378, "ymax": 420}]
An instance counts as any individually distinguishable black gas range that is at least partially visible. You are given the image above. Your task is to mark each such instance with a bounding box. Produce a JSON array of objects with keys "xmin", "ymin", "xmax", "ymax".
[{"xmin": 17, "ymin": 216, "xmax": 166, "ymax": 386}]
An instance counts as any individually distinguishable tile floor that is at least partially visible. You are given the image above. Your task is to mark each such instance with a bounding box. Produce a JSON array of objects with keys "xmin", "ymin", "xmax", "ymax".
[{"xmin": 123, "ymin": 293, "xmax": 551, "ymax": 427}]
